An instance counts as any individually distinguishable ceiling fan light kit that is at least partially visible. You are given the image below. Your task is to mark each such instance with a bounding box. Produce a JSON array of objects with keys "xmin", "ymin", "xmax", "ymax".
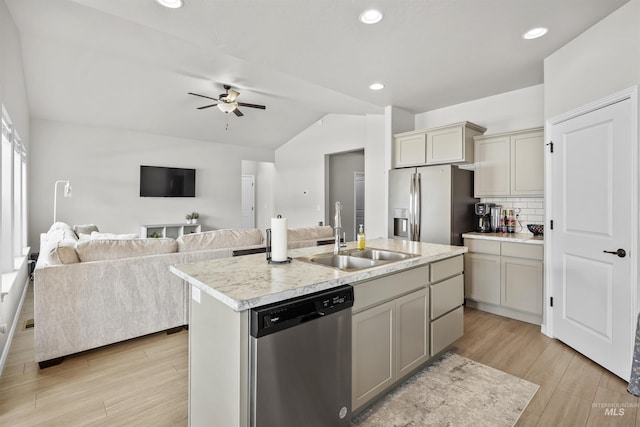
[
  {"xmin": 188, "ymin": 84, "xmax": 266, "ymax": 121},
  {"xmin": 359, "ymin": 9, "xmax": 383, "ymax": 24},
  {"xmin": 156, "ymin": 0, "xmax": 184, "ymax": 9},
  {"xmin": 217, "ymin": 102, "xmax": 237, "ymax": 113}
]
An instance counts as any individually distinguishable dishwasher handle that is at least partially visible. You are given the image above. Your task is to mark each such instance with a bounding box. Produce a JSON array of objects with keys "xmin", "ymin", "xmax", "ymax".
[{"xmin": 300, "ymin": 311, "xmax": 325, "ymax": 323}]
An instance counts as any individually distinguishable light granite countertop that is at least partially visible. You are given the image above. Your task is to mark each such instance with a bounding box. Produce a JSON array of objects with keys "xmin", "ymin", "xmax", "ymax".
[
  {"xmin": 462, "ymin": 231, "xmax": 544, "ymax": 245},
  {"xmin": 170, "ymin": 238, "xmax": 466, "ymax": 312}
]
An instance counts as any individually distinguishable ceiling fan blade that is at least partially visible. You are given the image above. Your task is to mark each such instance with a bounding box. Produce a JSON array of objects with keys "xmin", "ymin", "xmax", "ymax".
[
  {"xmin": 197, "ymin": 104, "xmax": 217, "ymax": 110},
  {"xmin": 188, "ymin": 92, "xmax": 219, "ymax": 101},
  {"xmin": 237, "ymin": 102, "xmax": 266, "ymax": 110},
  {"xmin": 227, "ymin": 89, "xmax": 240, "ymax": 102},
  {"xmin": 233, "ymin": 108, "xmax": 244, "ymax": 117}
]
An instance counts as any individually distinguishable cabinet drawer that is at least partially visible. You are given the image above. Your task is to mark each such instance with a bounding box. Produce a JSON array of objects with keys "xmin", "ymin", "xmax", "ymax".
[
  {"xmin": 430, "ymin": 306, "xmax": 463, "ymax": 356},
  {"xmin": 464, "ymin": 239, "xmax": 500, "ymax": 255},
  {"xmin": 353, "ymin": 265, "xmax": 429, "ymax": 312},
  {"xmin": 430, "ymin": 274, "xmax": 463, "ymax": 320},
  {"xmin": 501, "ymin": 242, "xmax": 543, "ymax": 260},
  {"xmin": 430, "ymin": 255, "xmax": 463, "ymax": 283}
]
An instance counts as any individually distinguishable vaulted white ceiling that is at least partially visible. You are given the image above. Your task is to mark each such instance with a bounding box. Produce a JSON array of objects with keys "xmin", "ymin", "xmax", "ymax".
[{"xmin": 5, "ymin": 0, "xmax": 629, "ymax": 150}]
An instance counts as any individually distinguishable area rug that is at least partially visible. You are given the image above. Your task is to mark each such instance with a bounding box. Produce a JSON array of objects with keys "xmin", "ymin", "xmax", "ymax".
[{"xmin": 352, "ymin": 352, "xmax": 539, "ymax": 427}]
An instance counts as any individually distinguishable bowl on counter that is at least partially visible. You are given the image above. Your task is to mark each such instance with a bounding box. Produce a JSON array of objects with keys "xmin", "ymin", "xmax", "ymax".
[{"xmin": 527, "ymin": 224, "xmax": 544, "ymax": 236}]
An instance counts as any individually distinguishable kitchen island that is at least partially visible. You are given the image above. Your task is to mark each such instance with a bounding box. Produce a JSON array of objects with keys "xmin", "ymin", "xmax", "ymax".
[{"xmin": 170, "ymin": 238, "xmax": 467, "ymax": 426}]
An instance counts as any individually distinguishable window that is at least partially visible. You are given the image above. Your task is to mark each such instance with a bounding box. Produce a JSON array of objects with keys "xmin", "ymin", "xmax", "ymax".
[{"xmin": 1, "ymin": 105, "xmax": 28, "ymax": 274}]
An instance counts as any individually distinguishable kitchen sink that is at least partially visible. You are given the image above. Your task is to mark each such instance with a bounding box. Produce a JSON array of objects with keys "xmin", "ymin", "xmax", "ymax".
[
  {"xmin": 296, "ymin": 248, "xmax": 418, "ymax": 272},
  {"xmin": 346, "ymin": 248, "xmax": 416, "ymax": 261},
  {"xmin": 297, "ymin": 254, "xmax": 378, "ymax": 271}
]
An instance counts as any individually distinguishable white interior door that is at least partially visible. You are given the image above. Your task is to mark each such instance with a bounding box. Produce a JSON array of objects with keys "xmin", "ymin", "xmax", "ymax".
[
  {"xmin": 549, "ymin": 94, "xmax": 636, "ymax": 380},
  {"xmin": 241, "ymin": 175, "xmax": 255, "ymax": 229}
]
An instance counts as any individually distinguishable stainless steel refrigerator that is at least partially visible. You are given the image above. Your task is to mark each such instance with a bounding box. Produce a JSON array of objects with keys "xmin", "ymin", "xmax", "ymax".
[{"xmin": 388, "ymin": 164, "xmax": 477, "ymax": 246}]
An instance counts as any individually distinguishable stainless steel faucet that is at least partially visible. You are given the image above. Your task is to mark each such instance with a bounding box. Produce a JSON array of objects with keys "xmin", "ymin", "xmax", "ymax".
[{"xmin": 334, "ymin": 201, "xmax": 342, "ymax": 255}]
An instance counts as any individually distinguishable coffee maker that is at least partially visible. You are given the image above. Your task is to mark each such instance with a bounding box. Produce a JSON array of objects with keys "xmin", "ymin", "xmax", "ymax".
[{"xmin": 475, "ymin": 202, "xmax": 492, "ymax": 233}]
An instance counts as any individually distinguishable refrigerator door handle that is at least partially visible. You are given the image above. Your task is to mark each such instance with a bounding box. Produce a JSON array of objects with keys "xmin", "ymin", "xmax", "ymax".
[
  {"xmin": 414, "ymin": 173, "xmax": 421, "ymax": 241},
  {"xmin": 409, "ymin": 173, "xmax": 415, "ymax": 241}
]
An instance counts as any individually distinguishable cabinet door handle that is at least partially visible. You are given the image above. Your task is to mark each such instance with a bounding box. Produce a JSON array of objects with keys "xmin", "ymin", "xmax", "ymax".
[{"xmin": 603, "ymin": 249, "xmax": 626, "ymax": 258}]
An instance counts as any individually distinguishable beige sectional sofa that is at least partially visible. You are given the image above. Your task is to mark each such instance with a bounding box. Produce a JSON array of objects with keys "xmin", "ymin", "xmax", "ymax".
[{"xmin": 34, "ymin": 222, "xmax": 333, "ymax": 367}]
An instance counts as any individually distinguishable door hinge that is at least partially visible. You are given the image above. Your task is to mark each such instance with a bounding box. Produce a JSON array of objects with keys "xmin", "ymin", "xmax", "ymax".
[
  {"xmin": 550, "ymin": 297, "xmax": 554, "ymax": 307},
  {"xmin": 550, "ymin": 220, "xmax": 554, "ymax": 230},
  {"xmin": 546, "ymin": 141, "xmax": 554, "ymax": 153}
]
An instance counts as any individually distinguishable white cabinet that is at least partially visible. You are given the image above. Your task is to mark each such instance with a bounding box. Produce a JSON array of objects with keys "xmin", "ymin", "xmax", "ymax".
[
  {"xmin": 394, "ymin": 133, "xmax": 427, "ymax": 167},
  {"xmin": 395, "ymin": 288, "xmax": 430, "ymax": 378},
  {"xmin": 352, "ymin": 300, "xmax": 395, "ymax": 411},
  {"xmin": 352, "ymin": 256, "xmax": 465, "ymax": 411},
  {"xmin": 140, "ymin": 223, "xmax": 201, "ymax": 238},
  {"xmin": 464, "ymin": 238, "xmax": 543, "ymax": 324},
  {"xmin": 474, "ymin": 128, "xmax": 544, "ymax": 197},
  {"xmin": 464, "ymin": 253, "xmax": 501, "ymax": 305},
  {"xmin": 393, "ymin": 122, "xmax": 486, "ymax": 168}
]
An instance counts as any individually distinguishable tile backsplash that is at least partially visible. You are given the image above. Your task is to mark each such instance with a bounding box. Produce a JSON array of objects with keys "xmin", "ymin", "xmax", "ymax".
[{"xmin": 480, "ymin": 197, "xmax": 545, "ymax": 234}]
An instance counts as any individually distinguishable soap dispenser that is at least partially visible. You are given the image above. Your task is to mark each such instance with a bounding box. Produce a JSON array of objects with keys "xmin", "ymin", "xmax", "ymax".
[{"xmin": 357, "ymin": 224, "xmax": 366, "ymax": 250}]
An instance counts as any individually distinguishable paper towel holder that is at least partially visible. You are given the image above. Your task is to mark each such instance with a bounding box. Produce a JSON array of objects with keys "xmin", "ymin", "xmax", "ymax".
[{"xmin": 266, "ymin": 226, "xmax": 292, "ymax": 264}]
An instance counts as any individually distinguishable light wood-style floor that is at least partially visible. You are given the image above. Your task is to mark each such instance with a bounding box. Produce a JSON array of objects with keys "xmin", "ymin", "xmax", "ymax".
[{"xmin": 1, "ymin": 282, "xmax": 637, "ymax": 426}]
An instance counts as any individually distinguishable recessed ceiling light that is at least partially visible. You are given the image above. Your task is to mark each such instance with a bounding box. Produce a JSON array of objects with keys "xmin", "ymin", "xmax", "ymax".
[
  {"xmin": 359, "ymin": 9, "xmax": 383, "ymax": 24},
  {"xmin": 523, "ymin": 27, "xmax": 548, "ymax": 40},
  {"xmin": 156, "ymin": 0, "xmax": 184, "ymax": 9},
  {"xmin": 369, "ymin": 83, "xmax": 384, "ymax": 91}
]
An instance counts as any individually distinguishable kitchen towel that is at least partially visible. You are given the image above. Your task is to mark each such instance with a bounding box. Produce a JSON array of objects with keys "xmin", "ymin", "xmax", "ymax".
[{"xmin": 270, "ymin": 216, "xmax": 288, "ymax": 262}]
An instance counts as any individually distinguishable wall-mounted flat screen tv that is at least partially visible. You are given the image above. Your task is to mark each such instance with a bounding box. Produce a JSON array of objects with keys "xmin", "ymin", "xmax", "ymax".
[{"xmin": 140, "ymin": 165, "xmax": 196, "ymax": 197}]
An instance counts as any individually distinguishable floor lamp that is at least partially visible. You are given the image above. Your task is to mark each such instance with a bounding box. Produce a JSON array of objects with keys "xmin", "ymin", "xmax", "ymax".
[{"xmin": 53, "ymin": 180, "xmax": 72, "ymax": 223}]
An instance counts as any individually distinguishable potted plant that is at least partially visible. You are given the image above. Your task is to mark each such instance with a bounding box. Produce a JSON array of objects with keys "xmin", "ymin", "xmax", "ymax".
[
  {"xmin": 191, "ymin": 212, "xmax": 199, "ymax": 224},
  {"xmin": 185, "ymin": 213, "xmax": 193, "ymax": 224}
]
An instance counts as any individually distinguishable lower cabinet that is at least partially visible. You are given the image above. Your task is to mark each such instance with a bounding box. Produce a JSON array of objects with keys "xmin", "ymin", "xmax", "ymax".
[
  {"xmin": 352, "ymin": 288, "xmax": 428, "ymax": 411},
  {"xmin": 464, "ymin": 238, "xmax": 543, "ymax": 324},
  {"xmin": 352, "ymin": 256, "xmax": 465, "ymax": 412},
  {"xmin": 396, "ymin": 288, "xmax": 430, "ymax": 378}
]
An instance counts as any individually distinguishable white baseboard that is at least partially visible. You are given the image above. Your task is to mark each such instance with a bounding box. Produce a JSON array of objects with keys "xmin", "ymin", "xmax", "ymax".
[{"xmin": 0, "ymin": 277, "xmax": 30, "ymax": 376}]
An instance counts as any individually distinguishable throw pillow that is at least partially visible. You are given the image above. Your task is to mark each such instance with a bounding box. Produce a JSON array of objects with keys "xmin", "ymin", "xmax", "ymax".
[{"xmin": 73, "ymin": 223, "xmax": 99, "ymax": 237}]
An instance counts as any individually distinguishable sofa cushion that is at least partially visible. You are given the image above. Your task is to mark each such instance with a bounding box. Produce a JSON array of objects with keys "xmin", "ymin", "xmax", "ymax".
[
  {"xmin": 90, "ymin": 231, "xmax": 139, "ymax": 240},
  {"xmin": 42, "ymin": 223, "xmax": 81, "ymax": 265},
  {"xmin": 76, "ymin": 238, "xmax": 177, "ymax": 262},
  {"xmin": 48, "ymin": 238, "xmax": 80, "ymax": 264},
  {"xmin": 288, "ymin": 226, "xmax": 334, "ymax": 242},
  {"xmin": 177, "ymin": 229, "xmax": 263, "ymax": 252}
]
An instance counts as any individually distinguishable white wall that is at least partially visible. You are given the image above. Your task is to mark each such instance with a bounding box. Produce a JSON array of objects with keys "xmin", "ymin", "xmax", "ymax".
[
  {"xmin": 274, "ymin": 114, "xmax": 386, "ymax": 238},
  {"xmin": 29, "ymin": 119, "xmax": 274, "ymax": 247},
  {"xmin": 415, "ymin": 85, "xmax": 544, "ymax": 134},
  {"xmin": 0, "ymin": 0, "xmax": 31, "ymax": 374},
  {"xmin": 544, "ymin": 0, "xmax": 640, "ymax": 120}
]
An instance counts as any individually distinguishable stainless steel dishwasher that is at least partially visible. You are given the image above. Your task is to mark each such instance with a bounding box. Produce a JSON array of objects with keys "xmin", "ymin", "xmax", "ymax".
[{"xmin": 249, "ymin": 285, "xmax": 354, "ymax": 427}]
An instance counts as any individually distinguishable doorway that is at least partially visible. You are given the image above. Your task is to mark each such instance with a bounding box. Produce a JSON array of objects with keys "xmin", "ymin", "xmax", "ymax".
[
  {"xmin": 241, "ymin": 175, "xmax": 255, "ymax": 229},
  {"xmin": 547, "ymin": 87, "xmax": 638, "ymax": 380},
  {"xmin": 326, "ymin": 150, "xmax": 365, "ymax": 241}
]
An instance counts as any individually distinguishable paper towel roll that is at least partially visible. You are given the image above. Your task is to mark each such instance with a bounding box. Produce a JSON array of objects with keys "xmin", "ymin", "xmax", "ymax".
[{"xmin": 270, "ymin": 216, "xmax": 288, "ymax": 262}]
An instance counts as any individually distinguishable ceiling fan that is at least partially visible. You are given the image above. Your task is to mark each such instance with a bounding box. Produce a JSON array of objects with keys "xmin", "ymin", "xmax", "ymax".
[{"xmin": 188, "ymin": 85, "xmax": 266, "ymax": 117}]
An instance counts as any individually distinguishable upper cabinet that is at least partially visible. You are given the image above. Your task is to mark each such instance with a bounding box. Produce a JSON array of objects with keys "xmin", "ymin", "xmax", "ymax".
[
  {"xmin": 474, "ymin": 127, "xmax": 544, "ymax": 197},
  {"xmin": 393, "ymin": 122, "xmax": 487, "ymax": 168}
]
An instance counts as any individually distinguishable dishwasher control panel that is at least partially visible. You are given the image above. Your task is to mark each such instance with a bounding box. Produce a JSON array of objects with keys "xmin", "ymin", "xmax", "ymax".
[{"xmin": 250, "ymin": 285, "xmax": 353, "ymax": 338}]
